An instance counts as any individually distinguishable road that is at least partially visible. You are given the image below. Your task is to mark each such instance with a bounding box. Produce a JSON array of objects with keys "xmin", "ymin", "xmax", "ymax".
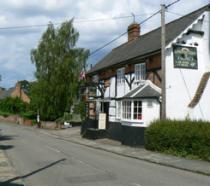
[{"xmin": 0, "ymin": 123, "xmax": 210, "ymax": 186}]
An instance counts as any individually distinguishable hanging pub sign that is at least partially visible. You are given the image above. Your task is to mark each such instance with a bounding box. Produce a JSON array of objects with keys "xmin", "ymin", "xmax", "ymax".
[{"xmin": 173, "ymin": 45, "xmax": 198, "ymax": 69}]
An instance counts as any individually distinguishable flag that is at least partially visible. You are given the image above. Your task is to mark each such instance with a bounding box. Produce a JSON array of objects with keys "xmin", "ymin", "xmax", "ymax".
[{"xmin": 80, "ymin": 71, "xmax": 86, "ymax": 80}]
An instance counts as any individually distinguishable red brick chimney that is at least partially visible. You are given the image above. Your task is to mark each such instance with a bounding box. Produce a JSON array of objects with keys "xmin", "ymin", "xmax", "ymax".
[{"xmin": 127, "ymin": 23, "xmax": 140, "ymax": 42}]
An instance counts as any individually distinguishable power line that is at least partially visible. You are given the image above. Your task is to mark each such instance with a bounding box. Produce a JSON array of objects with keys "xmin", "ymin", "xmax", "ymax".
[
  {"xmin": 75, "ymin": 13, "xmax": 151, "ymax": 23},
  {"xmin": 0, "ymin": 13, "xmax": 152, "ymax": 30},
  {"xmin": 166, "ymin": 0, "xmax": 181, "ymax": 8},
  {"xmin": 90, "ymin": 9, "xmax": 161, "ymax": 56}
]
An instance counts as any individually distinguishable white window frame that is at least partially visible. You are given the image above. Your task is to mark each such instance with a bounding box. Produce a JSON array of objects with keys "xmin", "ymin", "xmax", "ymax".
[
  {"xmin": 120, "ymin": 100, "xmax": 143, "ymax": 121},
  {"xmin": 135, "ymin": 63, "xmax": 146, "ymax": 81},
  {"xmin": 116, "ymin": 101, "xmax": 122, "ymax": 119},
  {"xmin": 122, "ymin": 100, "xmax": 131, "ymax": 120},
  {"xmin": 133, "ymin": 100, "xmax": 142, "ymax": 120},
  {"xmin": 117, "ymin": 68, "xmax": 125, "ymax": 84}
]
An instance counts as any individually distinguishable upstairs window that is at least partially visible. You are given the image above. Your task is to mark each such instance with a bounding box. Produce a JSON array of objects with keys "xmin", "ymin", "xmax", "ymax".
[
  {"xmin": 117, "ymin": 68, "xmax": 125, "ymax": 84},
  {"xmin": 135, "ymin": 63, "xmax": 146, "ymax": 81}
]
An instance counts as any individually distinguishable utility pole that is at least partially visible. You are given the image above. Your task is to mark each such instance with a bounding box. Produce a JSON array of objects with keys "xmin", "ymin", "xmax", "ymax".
[{"xmin": 161, "ymin": 4, "xmax": 166, "ymax": 120}]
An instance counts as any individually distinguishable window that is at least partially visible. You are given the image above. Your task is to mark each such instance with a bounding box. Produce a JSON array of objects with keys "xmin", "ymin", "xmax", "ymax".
[
  {"xmin": 133, "ymin": 101, "xmax": 142, "ymax": 120},
  {"xmin": 116, "ymin": 101, "xmax": 121, "ymax": 118},
  {"xmin": 135, "ymin": 63, "xmax": 146, "ymax": 81},
  {"xmin": 117, "ymin": 68, "xmax": 125, "ymax": 84},
  {"xmin": 122, "ymin": 101, "xmax": 131, "ymax": 119}
]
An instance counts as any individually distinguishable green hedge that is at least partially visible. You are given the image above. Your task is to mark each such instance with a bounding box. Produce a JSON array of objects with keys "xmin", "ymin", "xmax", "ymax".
[{"xmin": 145, "ymin": 120, "xmax": 210, "ymax": 161}]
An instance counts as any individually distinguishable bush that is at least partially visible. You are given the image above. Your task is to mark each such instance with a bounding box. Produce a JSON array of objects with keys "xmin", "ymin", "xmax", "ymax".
[
  {"xmin": 20, "ymin": 111, "xmax": 36, "ymax": 120},
  {"xmin": 74, "ymin": 101, "xmax": 86, "ymax": 120},
  {"xmin": 145, "ymin": 120, "xmax": 210, "ymax": 161},
  {"xmin": 0, "ymin": 111, "xmax": 11, "ymax": 117},
  {"xmin": 0, "ymin": 97, "xmax": 28, "ymax": 114}
]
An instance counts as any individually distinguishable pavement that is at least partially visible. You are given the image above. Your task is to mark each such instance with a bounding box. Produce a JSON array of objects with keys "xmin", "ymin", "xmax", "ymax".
[
  {"xmin": 0, "ymin": 149, "xmax": 24, "ymax": 186},
  {"xmin": 45, "ymin": 127, "xmax": 210, "ymax": 176}
]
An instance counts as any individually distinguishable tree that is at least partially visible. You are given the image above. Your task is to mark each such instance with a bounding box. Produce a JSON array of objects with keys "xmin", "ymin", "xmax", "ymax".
[{"xmin": 30, "ymin": 20, "xmax": 89, "ymax": 121}]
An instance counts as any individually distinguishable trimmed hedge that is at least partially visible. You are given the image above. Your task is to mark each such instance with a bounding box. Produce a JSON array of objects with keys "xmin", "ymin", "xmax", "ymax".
[{"xmin": 145, "ymin": 120, "xmax": 210, "ymax": 161}]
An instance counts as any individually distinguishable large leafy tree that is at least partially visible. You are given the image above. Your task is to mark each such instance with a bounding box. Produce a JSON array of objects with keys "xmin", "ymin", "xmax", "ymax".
[{"xmin": 31, "ymin": 20, "xmax": 89, "ymax": 121}]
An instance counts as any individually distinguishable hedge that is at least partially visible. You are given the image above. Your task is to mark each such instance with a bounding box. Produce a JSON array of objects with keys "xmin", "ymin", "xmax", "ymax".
[{"xmin": 145, "ymin": 120, "xmax": 210, "ymax": 161}]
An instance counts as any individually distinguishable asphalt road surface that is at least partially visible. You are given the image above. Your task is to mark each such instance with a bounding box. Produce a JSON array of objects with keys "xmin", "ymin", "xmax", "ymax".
[{"xmin": 0, "ymin": 123, "xmax": 210, "ymax": 186}]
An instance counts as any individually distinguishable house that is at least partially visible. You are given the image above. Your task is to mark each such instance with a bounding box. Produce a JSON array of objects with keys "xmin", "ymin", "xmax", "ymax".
[
  {"xmin": 85, "ymin": 4, "xmax": 210, "ymax": 133},
  {"xmin": 0, "ymin": 82, "xmax": 30, "ymax": 103}
]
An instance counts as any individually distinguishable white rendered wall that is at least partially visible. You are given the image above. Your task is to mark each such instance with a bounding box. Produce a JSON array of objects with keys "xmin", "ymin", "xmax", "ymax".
[
  {"xmin": 165, "ymin": 12, "xmax": 210, "ymax": 120},
  {"xmin": 142, "ymin": 99, "xmax": 160, "ymax": 126}
]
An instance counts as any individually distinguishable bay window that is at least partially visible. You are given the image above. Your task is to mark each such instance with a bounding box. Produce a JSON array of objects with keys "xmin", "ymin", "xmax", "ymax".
[
  {"xmin": 122, "ymin": 101, "xmax": 131, "ymax": 119},
  {"xmin": 119, "ymin": 100, "xmax": 142, "ymax": 121},
  {"xmin": 116, "ymin": 101, "xmax": 122, "ymax": 118},
  {"xmin": 133, "ymin": 101, "xmax": 142, "ymax": 120}
]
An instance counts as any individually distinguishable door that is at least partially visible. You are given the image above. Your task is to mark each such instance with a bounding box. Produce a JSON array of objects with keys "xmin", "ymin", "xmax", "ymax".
[{"xmin": 101, "ymin": 102, "xmax": 109, "ymax": 129}]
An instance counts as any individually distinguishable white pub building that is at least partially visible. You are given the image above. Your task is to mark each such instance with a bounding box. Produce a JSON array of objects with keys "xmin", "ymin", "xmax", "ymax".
[{"xmin": 86, "ymin": 4, "xmax": 210, "ymax": 132}]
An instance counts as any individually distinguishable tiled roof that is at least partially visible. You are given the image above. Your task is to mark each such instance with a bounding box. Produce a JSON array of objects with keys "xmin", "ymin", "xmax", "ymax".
[
  {"xmin": 88, "ymin": 4, "xmax": 210, "ymax": 75},
  {"xmin": 121, "ymin": 81, "xmax": 161, "ymax": 99}
]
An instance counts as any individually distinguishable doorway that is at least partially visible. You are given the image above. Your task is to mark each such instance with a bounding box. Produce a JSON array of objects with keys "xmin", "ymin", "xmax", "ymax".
[{"xmin": 101, "ymin": 102, "xmax": 109, "ymax": 129}]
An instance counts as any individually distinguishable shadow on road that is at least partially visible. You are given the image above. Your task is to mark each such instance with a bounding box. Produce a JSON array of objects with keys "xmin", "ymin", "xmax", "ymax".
[
  {"xmin": 2, "ymin": 158, "xmax": 66, "ymax": 184},
  {"xmin": 0, "ymin": 182, "xmax": 24, "ymax": 186},
  {"xmin": 0, "ymin": 133, "xmax": 17, "ymax": 151},
  {"xmin": 0, "ymin": 135, "xmax": 17, "ymax": 141},
  {"xmin": 0, "ymin": 145, "xmax": 14, "ymax": 150}
]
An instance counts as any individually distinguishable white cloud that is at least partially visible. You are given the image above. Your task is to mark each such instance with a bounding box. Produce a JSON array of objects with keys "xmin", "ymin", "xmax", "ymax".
[{"xmin": 0, "ymin": 0, "xmax": 208, "ymax": 88}]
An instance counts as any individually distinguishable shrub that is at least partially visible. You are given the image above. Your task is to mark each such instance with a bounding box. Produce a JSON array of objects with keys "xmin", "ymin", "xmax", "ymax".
[
  {"xmin": 74, "ymin": 101, "xmax": 86, "ymax": 120},
  {"xmin": 145, "ymin": 120, "xmax": 210, "ymax": 161},
  {"xmin": 0, "ymin": 97, "xmax": 28, "ymax": 114},
  {"xmin": 20, "ymin": 111, "xmax": 36, "ymax": 120},
  {"xmin": 0, "ymin": 111, "xmax": 10, "ymax": 117}
]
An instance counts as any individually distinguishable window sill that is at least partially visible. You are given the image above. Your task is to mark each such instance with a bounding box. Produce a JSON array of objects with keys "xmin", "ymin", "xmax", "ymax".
[
  {"xmin": 121, "ymin": 119, "xmax": 144, "ymax": 123},
  {"xmin": 121, "ymin": 120, "xmax": 145, "ymax": 127}
]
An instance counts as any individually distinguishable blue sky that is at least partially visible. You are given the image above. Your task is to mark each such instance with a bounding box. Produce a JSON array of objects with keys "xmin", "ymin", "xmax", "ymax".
[{"xmin": 0, "ymin": 0, "xmax": 209, "ymax": 88}]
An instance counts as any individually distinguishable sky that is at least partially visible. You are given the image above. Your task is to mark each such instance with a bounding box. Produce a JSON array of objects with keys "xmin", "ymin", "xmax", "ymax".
[{"xmin": 0, "ymin": 0, "xmax": 209, "ymax": 88}]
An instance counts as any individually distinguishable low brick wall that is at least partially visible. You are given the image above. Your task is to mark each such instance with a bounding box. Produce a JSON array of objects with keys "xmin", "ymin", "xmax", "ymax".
[
  {"xmin": 0, "ymin": 115, "xmax": 19, "ymax": 123},
  {"xmin": 41, "ymin": 121, "xmax": 59, "ymax": 129},
  {"xmin": 23, "ymin": 119, "xmax": 33, "ymax": 126},
  {"xmin": 17, "ymin": 117, "xmax": 33, "ymax": 126}
]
